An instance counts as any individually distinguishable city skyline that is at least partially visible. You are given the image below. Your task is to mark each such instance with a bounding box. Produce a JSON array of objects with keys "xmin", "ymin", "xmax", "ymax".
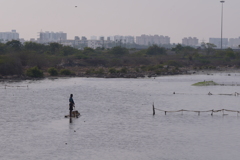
[
  {"xmin": 2, "ymin": 29, "xmax": 240, "ymax": 49},
  {"xmin": 1, "ymin": 0, "xmax": 240, "ymax": 43}
]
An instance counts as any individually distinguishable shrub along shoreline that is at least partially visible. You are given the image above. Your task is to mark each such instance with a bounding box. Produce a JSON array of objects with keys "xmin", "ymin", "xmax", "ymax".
[
  {"xmin": 1, "ymin": 65, "xmax": 239, "ymax": 80},
  {"xmin": 0, "ymin": 65, "xmax": 188, "ymax": 80},
  {"xmin": 1, "ymin": 40, "xmax": 240, "ymax": 80}
]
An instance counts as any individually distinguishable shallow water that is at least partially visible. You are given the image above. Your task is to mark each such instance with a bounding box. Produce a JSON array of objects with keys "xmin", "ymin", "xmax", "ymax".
[{"xmin": 1, "ymin": 73, "xmax": 240, "ymax": 160}]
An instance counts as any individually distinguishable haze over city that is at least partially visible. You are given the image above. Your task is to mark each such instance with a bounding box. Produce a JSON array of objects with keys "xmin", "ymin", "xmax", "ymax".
[{"xmin": 1, "ymin": 0, "xmax": 240, "ymax": 43}]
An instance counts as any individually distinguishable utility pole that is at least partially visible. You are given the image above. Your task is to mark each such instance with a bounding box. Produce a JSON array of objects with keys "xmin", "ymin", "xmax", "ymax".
[{"xmin": 220, "ymin": 1, "xmax": 225, "ymax": 49}]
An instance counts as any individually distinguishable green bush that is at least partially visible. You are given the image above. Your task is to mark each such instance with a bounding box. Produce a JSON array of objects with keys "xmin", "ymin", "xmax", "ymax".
[
  {"xmin": 155, "ymin": 69, "xmax": 163, "ymax": 75},
  {"xmin": 166, "ymin": 60, "xmax": 182, "ymax": 67},
  {"xmin": 109, "ymin": 68, "xmax": 117, "ymax": 74},
  {"xmin": 26, "ymin": 66, "xmax": 43, "ymax": 78},
  {"xmin": 95, "ymin": 68, "xmax": 104, "ymax": 74},
  {"xmin": 60, "ymin": 69, "xmax": 73, "ymax": 75},
  {"xmin": 135, "ymin": 68, "xmax": 140, "ymax": 72},
  {"xmin": 157, "ymin": 64, "xmax": 164, "ymax": 68},
  {"xmin": 120, "ymin": 67, "xmax": 128, "ymax": 73},
  {"xmin": 146, "ymin": 45, "xmax": 166, "ymax": 55},
  {"xmin": 140, "ymin": 65, "xmax": 148, "ymax": 71},
  {"xmin": 109, "ymin": 46, "xmax": 129, "ymax": 55},
  {"xmin": 85, "ymin": 69, "xmax": 95, "ymax": 75},
  {"xmin": 199, "ymin": 59, "xmax": 210, "ymax": 65},
  {"xmin": 75, "ymin": 53, "xmax": 88, "ymax": 59},
  {"xmin": 224, "ymin": 57, "xmax": 231, "ymax": 62},
  {"xmin": 225, "ymin": 51, "xmax": 236, "ymax": 59},
  {"xmin": 147, "ymin": 65, "xmax": 158, "ymax": 71},
  {"xmin": 0, "ymin": 55, "xmax": 23, "ymax": 75},
  {"xmin": 47, "ymin": 67, "xmax": 58, "ymax": 76}
]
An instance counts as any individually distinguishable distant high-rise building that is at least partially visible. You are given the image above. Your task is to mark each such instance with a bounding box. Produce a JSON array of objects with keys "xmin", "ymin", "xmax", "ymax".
[
  {"xmin": 107, "ymin": 37, "xmax": 111, "ymax": 41},
  {"xmin": 81, "ymin": 36, "xmax": 87, "ymax": 41},
  {"xmin": 228, "ymin": 37, "xmax": 240, "ymax": 48},
  {"xmin": 136, "ymin": 34, "xmax": 170, "ymax": 46},
  {"xmin": 114, "ymin": 35, "xmax": 124, "ymax": 42},
  {"xmin": 99, "ymin": 36, "xmax": 104, "ymax": 41},
  {"xmin": 99, "ymin": 36, "xmax": 105, "ymax": 48},
  {"xmin": 90, "ymin": 36, "xmax": 97, "ymax": 40},
  {"xmin": 209, "ymin": 38, "xmax": 228, "ymax": 48},
  {"xmin": 74, "ymin": 36, "xmax": 80, "ymax": 40},
  {"xmin": 182, "ymin": 37, "xmax": 199, "ymax": 46},
  {"xmin": 81, "ymin": 36, "xmax": 88, "ymax": 48},
  {"xmin": 0, "ymin": 30, "xmax": 19, "ymax": 42},
  {"xmin": 88, "ymin": 40, "xmax": 102, "ymax": 49},
  {"xmin": 125, "ymin": 36, "xmax": 135, "ymax": 44},
  {"xmin": 113, "ymin": 35, "xmax": 135, "ymax": 44},
  {"xmin": 39, "ymin": 31, "xmax": 67, "ymax": 43}
]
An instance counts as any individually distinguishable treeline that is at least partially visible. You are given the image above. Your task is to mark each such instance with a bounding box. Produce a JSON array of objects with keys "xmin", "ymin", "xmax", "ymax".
[{"xmin": 0, "ymin": 40, "xmax": 240, "ymax": 78}]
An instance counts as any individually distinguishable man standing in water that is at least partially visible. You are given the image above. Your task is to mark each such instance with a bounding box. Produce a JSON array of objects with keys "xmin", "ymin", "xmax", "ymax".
[{"xmin": 69, "ymin": 94, "xmax": 75, "ymax": 117}]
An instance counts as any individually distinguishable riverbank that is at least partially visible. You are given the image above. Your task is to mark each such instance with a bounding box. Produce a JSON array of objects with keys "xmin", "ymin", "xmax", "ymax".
[
  {"xmin": 0, "ymin": 65, "xmax": 240, "ymax": 81},
  {"xmin": 0, "ymin": 66, "xmax": 188, "ymax": 80}
]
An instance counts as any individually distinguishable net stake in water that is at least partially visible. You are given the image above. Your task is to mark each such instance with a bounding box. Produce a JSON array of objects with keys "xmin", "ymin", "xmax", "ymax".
[{"xmin": 153, "ymin": 103, "xmax": 155, "ymax": 116}]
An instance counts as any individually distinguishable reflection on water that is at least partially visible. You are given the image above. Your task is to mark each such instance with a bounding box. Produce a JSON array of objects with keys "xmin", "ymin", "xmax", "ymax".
[{"xmin": 1, "ymin": 74, "xmax": 240, "ymax": 160}]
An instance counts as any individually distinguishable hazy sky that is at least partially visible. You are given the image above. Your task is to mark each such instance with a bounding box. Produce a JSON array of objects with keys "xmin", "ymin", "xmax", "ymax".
[{"xmin": 1, "ymin": 0, "xmax": 239, "ymax": 43}]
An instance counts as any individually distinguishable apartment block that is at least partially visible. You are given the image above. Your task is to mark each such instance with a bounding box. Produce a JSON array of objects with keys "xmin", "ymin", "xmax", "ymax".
[
  {"xmin": 88, "ymin": 40, "xmax": 102, "ymax": 49},
  {"xmin": 228, "ymin": 37, "xmax": 240, "ymax": 48},
  {"xmin": 136, "ymin": 34, "xmax": 170, "ymax": 46},
  {"xmin": 113, "ymin": 35, "xmax": 135, "ymax": 44},
  {"xmin": 0, "ymin": 30, "xmax": 19, "ymax": 42},
  {"xmin": 90, "ymin": 36, "xmax": 97, "ymax": 40},
  {"xmin": 209, "ymin": 38, "xmax": 228, "ymax": 48},
  {"xmin": 182, "ymin": 37, "xmax": 199, "ymax": 46},
  {"xmin": 38, "ymin": 31, "xmax": 67, "ymax": 43}
]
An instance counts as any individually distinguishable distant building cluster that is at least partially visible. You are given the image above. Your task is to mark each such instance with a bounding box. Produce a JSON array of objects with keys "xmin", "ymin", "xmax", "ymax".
[
  {"xmin": 136, "ymin": 34, "xmax": 170, "ymax": 46},
  {"xmin": 209, "ymin": 38, "xmax": 228, "ymax": 48},
  {"xmin": 113, "ymin": 35, "xmax": 135, "ymax": 44},
  {"xmin": 0, "ymin": 30, "xmax": 19, "ymax": 43},
  {"xmin": 87, "ymin": 40, "xmax": 103, "ymax": 49},
  {"xmin": 73, "ymin": 36, "xmax": 88, "ymax": 47},
  {"xmin": 1, "ymin": 29, "xmax": 240, "ymax": 49},
  {"xmin": 182, "ymin": 37, "xmax": 198, "ymax": 46},
  {"xmin": 86, "ymin": 36, "xmax": 135, "ymax": 49},
  {"xmin": 38, "ymin": 31, "xmax": 67, "ymax": 43},
  {"xmin": 228, "ymin": 37, "xmax": 240, "ymax": 48}
]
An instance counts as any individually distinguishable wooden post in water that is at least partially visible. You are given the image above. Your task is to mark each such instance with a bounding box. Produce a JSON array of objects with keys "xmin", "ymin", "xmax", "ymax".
[{"xmin": 152, "ymin": 103, "xmax": 155, "ymax": 115}]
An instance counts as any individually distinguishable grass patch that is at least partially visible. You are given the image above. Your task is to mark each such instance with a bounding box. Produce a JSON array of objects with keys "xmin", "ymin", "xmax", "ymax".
[{"xmin": 192, "ymin": 81, "xmax": 218, "ymax": 86}]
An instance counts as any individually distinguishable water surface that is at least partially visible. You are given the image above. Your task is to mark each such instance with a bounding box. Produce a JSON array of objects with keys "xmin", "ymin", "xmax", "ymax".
[{"xmin": 1, "ymin": 73, "xmax": 240, "ymax": 160}]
